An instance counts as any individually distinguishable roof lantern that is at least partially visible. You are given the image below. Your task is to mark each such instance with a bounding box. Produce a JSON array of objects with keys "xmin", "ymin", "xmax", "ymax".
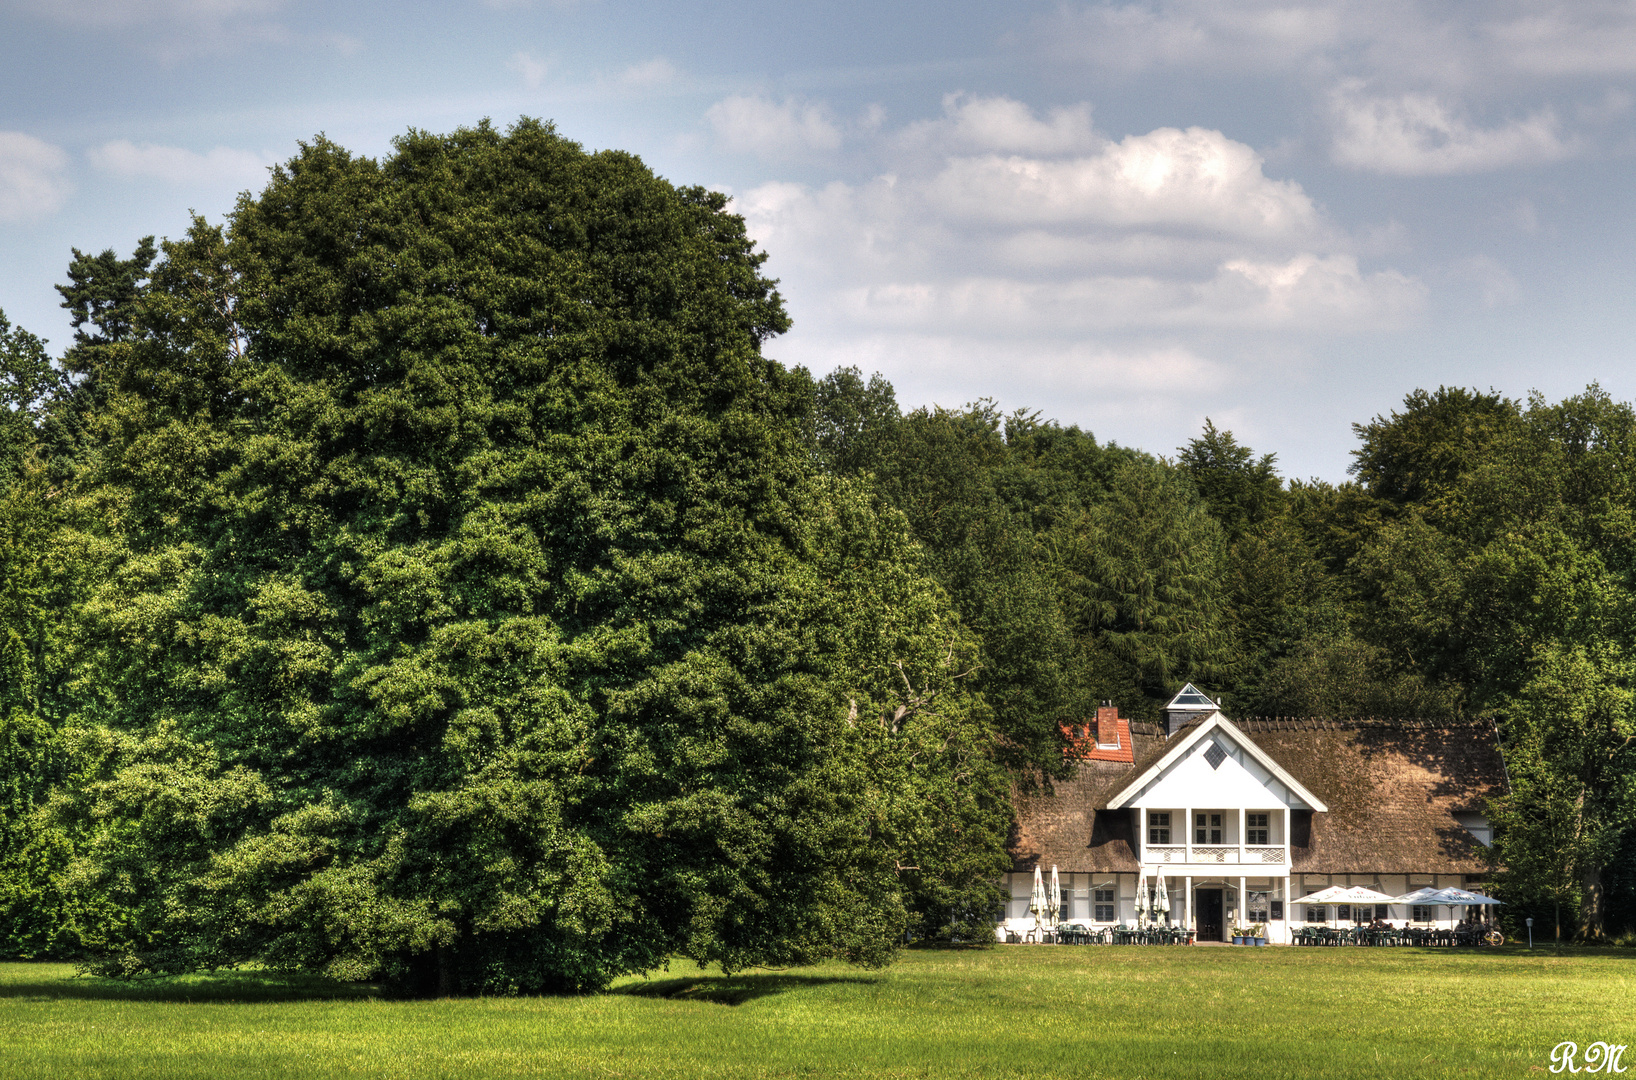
[{"xmin": 1162, "ymin": 682, "xmax": 1218, "ymax": 737}]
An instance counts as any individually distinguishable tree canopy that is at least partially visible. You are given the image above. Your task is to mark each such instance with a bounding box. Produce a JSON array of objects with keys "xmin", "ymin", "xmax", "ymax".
[{"xmin": 1, "ymin": 118, "xmax": 1635, "ymax": 976}]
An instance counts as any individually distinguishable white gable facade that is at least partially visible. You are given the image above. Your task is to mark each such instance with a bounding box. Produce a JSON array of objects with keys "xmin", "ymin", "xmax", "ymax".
[{"xmin": 996, "ymin": 686, "xmax": 1503, "ymax": 944}]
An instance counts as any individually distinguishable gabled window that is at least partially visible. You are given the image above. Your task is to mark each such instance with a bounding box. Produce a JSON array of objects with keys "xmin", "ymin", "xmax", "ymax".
[
  {"xmin": 1148, "ymin": 811, "xmax": 1171, "ymax": 844},
  {"xmin": 1195, "ymin": 812, "xmax": 1223, "ymax": 844}
]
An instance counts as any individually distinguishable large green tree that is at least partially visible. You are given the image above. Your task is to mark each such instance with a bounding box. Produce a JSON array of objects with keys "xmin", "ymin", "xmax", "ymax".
[{"xmin": 63, "ymin": 120, "xmax": 1004, "ymax": 990}]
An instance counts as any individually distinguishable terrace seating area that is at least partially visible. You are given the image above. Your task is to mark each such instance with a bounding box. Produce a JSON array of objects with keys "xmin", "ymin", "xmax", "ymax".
[
  {"xmin": 1016, "ymin": 923, "xmax": 1196, "ymax": 945},
  {"xmin": 1290, "ymin": 925, "xmax": 1503, "ymax": 946}
]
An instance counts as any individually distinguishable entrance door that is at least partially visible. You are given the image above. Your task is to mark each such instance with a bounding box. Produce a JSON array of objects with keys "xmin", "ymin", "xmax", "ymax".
[{"xmin": 1198, "ymin": 889, "xmax": 1223, "ymax": 942}]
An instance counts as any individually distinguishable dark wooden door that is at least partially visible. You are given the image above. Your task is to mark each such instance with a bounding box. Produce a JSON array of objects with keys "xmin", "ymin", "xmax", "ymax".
[{"xmin": 1198, "ymin": 890, "xmax": 1223, "ymax": 941}]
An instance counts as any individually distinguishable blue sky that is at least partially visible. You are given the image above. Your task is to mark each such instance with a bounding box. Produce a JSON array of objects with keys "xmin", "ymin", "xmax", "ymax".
[{"xmin": 2, "ymin": 0, "xmax": 1634, "ymax": 479}]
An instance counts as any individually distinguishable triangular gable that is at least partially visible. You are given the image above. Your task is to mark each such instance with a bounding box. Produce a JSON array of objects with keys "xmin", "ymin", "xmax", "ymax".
[{"xmin": 1105, "ymin": 714, "xmax": 1329, "ymax": 812}]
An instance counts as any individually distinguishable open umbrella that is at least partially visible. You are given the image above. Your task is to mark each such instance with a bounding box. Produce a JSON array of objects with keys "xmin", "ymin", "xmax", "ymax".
[
  {"xmin": 1289, "ymin": 885, "xmax": 1396, "ymax": 928},
  {"xmin": 1049, "ymin": 866, "xmax": 1062, "ymax": 934},
  {"xmin": 1154, "ymin": 875, "xmax": 1171, "ymax": 927},
  {"xmin": 1290, "ymin": 885, "xmax": 1397, "ymax": 906},
  {"xmin": 1391, "ymin": 886, "xmax": 1444, "ymax": 905},
  {"xmin": 1426, "ymin": 888, "xmax": 1502, "ymax": 906},
  {"xmin": 1029, "ymin": 865, "xmax": 1047, "ymax": 937},
  {"xmin": 1394, "ymin": 886, "xmax": 1502, "ymax": 930}
]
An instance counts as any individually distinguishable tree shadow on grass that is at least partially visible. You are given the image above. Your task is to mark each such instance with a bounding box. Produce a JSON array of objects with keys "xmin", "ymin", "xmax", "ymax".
[
  {"xmin": 614, "ymin": 972, "xmax": 880, "ymax": 1006},
  {"xmin": 0, "ymin": 967, "xmax": 378, "ymax": 1004}
]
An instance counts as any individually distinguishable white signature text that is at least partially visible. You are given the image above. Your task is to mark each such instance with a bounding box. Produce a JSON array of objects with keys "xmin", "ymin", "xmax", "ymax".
[{"xmin": 1552, "ymin": 1042, "xmax": 1629, "ymax": 1073}]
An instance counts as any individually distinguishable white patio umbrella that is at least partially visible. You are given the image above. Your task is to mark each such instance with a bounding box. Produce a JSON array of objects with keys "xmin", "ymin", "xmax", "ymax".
[
  {"xmin": 1426, "ymin": 888, "xmax": 1503, "ymax": 906},
  {"xmin": 1391, "ymin": 886, "xmax": 1444, "ymax": 905},
  {"xmin": 1154, "ymin": 875, "xmax": 1171, "ymax": 927},
  {"xmin": 1290, "ymin": 885, "xmax": 1398, "ymax": 905},
  {"xmin": 1029, "ymin": 865, "xmax": 1047, "ymax": 937},
  {"xmin": 1049, "ymin": 866, "xmax": 1062, "ymax": 934},
  {"xmin": 1289, "ymin": 885, "xmax": 1397, "ymax": 928}
]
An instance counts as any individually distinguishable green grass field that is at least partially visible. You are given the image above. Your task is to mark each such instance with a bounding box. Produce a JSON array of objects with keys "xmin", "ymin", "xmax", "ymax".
[{"xmin": 1, "ymin": 945, "xmax": 1631, "ymax": 1079}]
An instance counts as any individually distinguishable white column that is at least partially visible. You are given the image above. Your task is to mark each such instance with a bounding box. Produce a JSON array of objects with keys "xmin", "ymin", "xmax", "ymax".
[
  {"xmin": 1185, "ymin": 805, "xmax": 1193, "ymax": 862},
  {"xmin": 1238, "ymin": 807, "xmax": 1246, "ymax": 863},
  {"xmin": 1239, "ymin": 875, "xmax": 1247, "ymax": 934},
  {"xmin": 1283, "ymin": 806, "xmax": 1291, "ymax": 866},
  {"xmin": 1135, "ymin": 807, "xmax": 1145, "ymax": 865},
  {"xmin": 1185, "ymin": 876, "xmax": 1192, "ymax": 937}
]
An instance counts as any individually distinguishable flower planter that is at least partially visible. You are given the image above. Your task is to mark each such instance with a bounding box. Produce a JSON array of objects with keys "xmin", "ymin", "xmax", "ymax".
[{"xmin": 1232, "ymin": 936, "xmax": 1245, "ymax": 945}]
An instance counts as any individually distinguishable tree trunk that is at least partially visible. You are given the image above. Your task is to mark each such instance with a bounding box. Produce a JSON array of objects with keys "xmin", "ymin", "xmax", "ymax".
[
  {"xmin": 1578, "ymin": 863, "xmax": 1605, "ymax": 943},
  {"xmin": 437, "ymin": 944, "xmax": 456, "ymax": 997}
]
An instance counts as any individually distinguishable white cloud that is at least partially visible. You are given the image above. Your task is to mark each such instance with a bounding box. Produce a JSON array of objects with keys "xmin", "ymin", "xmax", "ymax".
[
  {"xmin": 1044, "ymin": 1, "xmax": 1344, "ymax": 75},
  {"xmin": 0, "ymin": 132, "xmax": 71, "ymax": 222},
  {"xmin": 509, "ymin": 51, "xmax": 550, "ymax": 90},
  {"xmin": 725, "ymin": 93, "xmax": 1426, "ymax": 441},
  {"xmin": 926, "ymin": 127, "xmax": 1322, "ymax": 241},
  {"xmin": 1037, "ymin": 0, "xmax": 1636, "ymax": 85},
  {"xmin": 13, "ymin": 0, "xmax": 281, "ymax": 27},
  {"xmin": 1329, "ymin": 83, "xmax": 1575, "ymax": 174},
  {"xmin": 1452, "ymin": 256, "xmax": 1522, "ymax": 308},
  {"xmin": 899, "ymin": 93, "xmax": 1099, "ymax": 154},
  {"xmin": 707, "ymin": 95, "xmax": 844, "ymax": 159},
  {"xmin": 88, "ymin": 140, "xmax": 275, "ymax": 189},
  {"xmin": 618, "ymin": 57, "xmax": 679, "ymax": 88},
  {"xmin": 734, "ymin": 99, "xmax": 1421, "ymax": 343}
]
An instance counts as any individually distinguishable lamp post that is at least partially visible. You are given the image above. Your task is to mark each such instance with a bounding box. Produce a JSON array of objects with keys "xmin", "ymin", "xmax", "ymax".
[{"xmin": 1526, "ymin": 917, "xmax": 1534, "ymax": 949}]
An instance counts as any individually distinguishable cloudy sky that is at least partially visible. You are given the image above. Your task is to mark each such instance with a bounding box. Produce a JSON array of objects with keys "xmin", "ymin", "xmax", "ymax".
[{"xmin": 2, "ymin": 0, "xmax": 1634, "ymax": 479}]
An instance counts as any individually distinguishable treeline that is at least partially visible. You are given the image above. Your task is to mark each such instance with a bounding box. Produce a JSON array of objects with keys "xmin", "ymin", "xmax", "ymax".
[
  {"xmin": 802, "ymin": 375, "xmax": 1636, "ymax": 942},
  {"xmin": 0, "ymin": 122, "xmax": 1630, "ymax": 992}
]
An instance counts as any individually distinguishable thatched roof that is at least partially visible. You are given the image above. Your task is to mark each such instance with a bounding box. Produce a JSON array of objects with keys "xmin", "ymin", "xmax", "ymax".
[{"xmin": 1010, "ymin": 717, "xmax": 1506, "ymax": 876}]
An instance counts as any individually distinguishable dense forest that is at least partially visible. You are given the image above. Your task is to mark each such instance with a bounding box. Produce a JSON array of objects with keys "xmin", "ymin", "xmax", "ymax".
[{"xmin": 0, "ymin": 120, "xmax": 1632, "ymax": 992}]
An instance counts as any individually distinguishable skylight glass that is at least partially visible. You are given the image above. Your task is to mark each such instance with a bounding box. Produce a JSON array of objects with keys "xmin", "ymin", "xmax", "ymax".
[{"xmin": 1167, "ymin": 683, "xmax": 1215, "ymax": 708}]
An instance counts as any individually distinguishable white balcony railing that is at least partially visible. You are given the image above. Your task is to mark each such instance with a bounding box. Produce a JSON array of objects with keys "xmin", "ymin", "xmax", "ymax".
[{"xmin": 1141, "ymin": 845, "xmax": 1287, "ymax": 865}]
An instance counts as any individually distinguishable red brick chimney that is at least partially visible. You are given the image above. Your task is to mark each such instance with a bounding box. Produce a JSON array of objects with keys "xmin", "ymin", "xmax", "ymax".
[{"xmin": 1062, "ymin": 701, "xmax": 1134, "ymax": 763}]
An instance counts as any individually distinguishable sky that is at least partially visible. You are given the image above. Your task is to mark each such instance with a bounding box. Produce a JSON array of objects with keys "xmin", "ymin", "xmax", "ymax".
[{"xmin": 2, "ymin": 1, "xmax": 1634, "ymax": 480}]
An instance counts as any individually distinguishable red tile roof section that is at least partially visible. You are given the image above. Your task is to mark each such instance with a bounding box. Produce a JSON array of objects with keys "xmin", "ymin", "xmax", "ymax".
[{"xmin": 1062, "ymin": 705, "xmax": 1134, "ymax": 763}]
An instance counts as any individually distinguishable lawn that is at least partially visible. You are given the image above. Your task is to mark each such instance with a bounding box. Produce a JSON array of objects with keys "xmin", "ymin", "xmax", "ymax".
[{"xmin": 0, "ymin": 945, "xmax": 1630, "ymax": 1079}]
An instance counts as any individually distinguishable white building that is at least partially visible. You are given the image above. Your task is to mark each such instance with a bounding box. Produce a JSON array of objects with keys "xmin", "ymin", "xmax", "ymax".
[{"xmin": 998, "ymin": 686, "xmax": 1505, "ymax": 943}]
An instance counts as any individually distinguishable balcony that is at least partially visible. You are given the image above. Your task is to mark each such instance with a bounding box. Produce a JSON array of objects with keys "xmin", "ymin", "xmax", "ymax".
[{"xmin": 1141, "ymin": 845, "xmax": 1287, "ymax": 865}]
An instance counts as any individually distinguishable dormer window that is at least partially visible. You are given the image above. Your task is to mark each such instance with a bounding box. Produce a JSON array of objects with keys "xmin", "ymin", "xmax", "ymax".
[{"xmin": 1195, "ymin": 812, "xmax": 1223, "ymax": 844}]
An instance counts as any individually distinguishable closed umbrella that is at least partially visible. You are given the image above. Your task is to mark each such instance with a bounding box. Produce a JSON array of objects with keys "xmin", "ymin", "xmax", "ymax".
[
  {"xmin": 1134, "ymin": 869, "xmax": 1148, "ymax": 929},
  {"xmin": 1155, "ymin": 875, "xmax": 1171, "ymax": 928},
  {"xmin": 1049, "ymin": 866, "xmax": 1062, "ymax": 935},
  {"xmin": 1029, "ymin": 865, "xmax": 1047, "ymax": 938}
]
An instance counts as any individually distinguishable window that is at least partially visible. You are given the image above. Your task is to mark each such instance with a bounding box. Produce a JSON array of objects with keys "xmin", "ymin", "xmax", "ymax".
[
  {"xmin": 1412, "ymin": 905, "xmax": 1434, "ymax": 922},
  {"xmin": 1270, "ymin": 900, "xmax": 1284, "ymax": 921},
  {"xmin": 1307, "ymin": 905, "xmax": 1327, "ymax": 922},
  {"xmin": 1148, "ymin": 812, "xmax": 1171, "ymax": 844},
  {"xmin": 1094, "ymin": 888, "xmax": 1115, "ymax": 922},
  {"xmin": 1246, "ymin": 813, "xmax": 1269, "ymax": 845},
  {"xmin": 1195, "ymin": 812, "xmax": 1223, "ymax": 844}
]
